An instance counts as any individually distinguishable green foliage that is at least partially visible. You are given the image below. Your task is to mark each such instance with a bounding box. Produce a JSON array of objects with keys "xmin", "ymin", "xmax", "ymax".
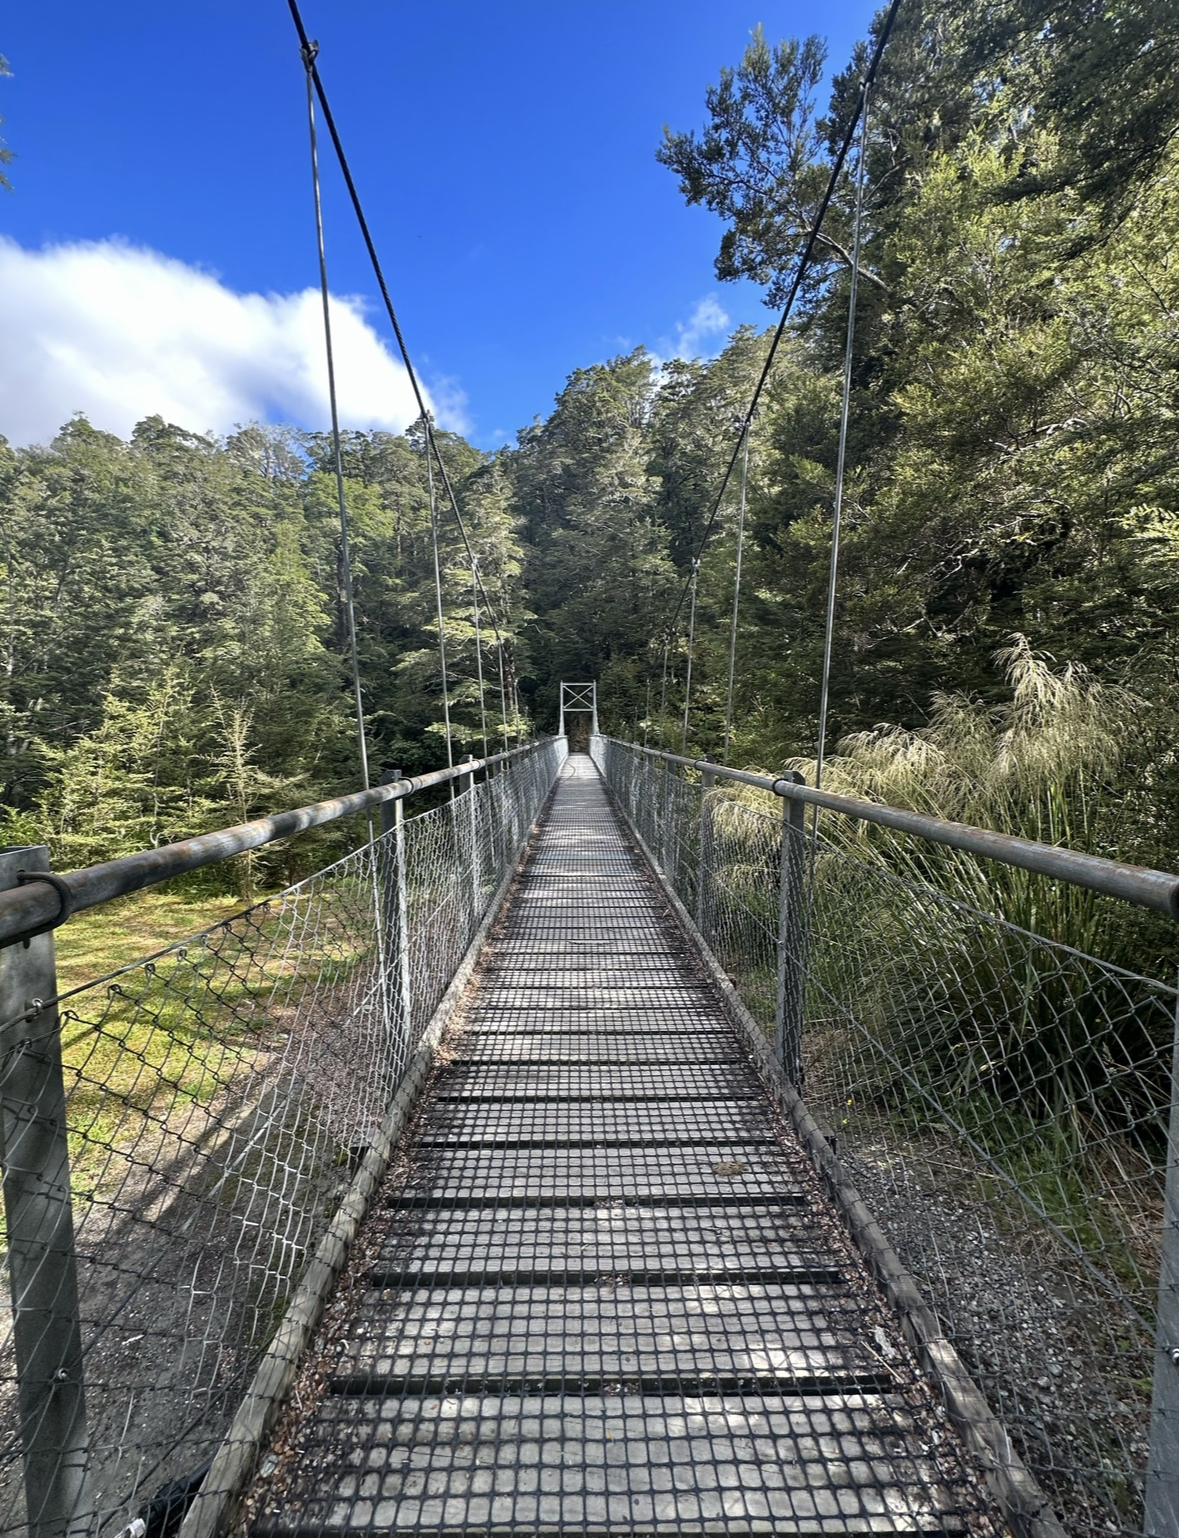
[
  {"xmin": 656, "ymin": 29, "xmax": 846, "ymax": 309},
  {"xmin": 8, "ymin": 0, "xmax": 1179, "ymax": 927},
  {"xmin": 625, "ymin": 1, "xmax": 1179, "ymax": 839},
  {"xmin": 509, "ymin": 350, "xmax": 676, "ymax": 728},
  {"xmin": 0, "ymin": 415, "xmax": 529, "ymax": 873}
]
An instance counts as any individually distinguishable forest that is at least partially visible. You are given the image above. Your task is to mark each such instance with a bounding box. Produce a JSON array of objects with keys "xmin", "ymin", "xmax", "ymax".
[{"xmin": 3, "ymin": 0, "xmax": 1179, "ymax": 889}]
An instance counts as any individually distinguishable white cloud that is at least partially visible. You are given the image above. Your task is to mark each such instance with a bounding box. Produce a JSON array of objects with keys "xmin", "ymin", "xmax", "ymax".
[
  {"xmin": 0, "ymin": 236, "xmax": 452, "ymax": 447},
  {"xmin": 650, "ymin": 295, "xmax": 732, "ymax": 371},
  {"xmin": 420, "ymin": 370, "xmax": 472, "ymax": 437},
  {"xmin": 673, "ymin": 295, "xmax": 730, "ymax": 357}
]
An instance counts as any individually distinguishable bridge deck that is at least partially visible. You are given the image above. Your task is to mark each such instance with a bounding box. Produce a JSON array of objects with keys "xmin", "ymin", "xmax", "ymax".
[{"xmin": 249, "ymin": 756, "xmax": 1001, "ymax": 1536}]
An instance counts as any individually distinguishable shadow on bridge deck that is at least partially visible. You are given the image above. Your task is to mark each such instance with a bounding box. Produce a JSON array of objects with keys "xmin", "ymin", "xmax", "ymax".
[{"xmin": 245, "ymin": 755, "xmax": 1003, "ymax": 1536}]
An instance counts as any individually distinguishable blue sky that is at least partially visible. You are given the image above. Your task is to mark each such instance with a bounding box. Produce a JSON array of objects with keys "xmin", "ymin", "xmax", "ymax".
[{"xmin": 0, "ymin": 1, "xmax": 876, "ymax": 450}]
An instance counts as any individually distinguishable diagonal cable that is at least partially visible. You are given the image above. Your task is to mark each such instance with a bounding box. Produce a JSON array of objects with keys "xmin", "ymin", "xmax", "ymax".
[
  {"xmin": 659, "ymin": 0, "xmax": 903, "ymax": 646},
  {"xmin": 815, "ymin": 80, "xmax": 872, "ymax": 791},
  {"xmin": 300, "ymin": 39, "xmax": 371, "ymax": 795},
  {"xmin": 286, "ymin": 1, "xmax": 516, "ymax": 695}
]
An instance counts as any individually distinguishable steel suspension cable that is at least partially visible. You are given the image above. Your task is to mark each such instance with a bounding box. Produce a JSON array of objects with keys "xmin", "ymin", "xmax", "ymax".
[
  {"xmin": 639, "ymin": 1, "xmax": 900, "ymax": 746},
  {"xmin": 493, "ymin": 611, "xmax": 510, "ymax": 748},
  {"xmin": 722, "ymin": 423, "xmax": 750, "ymax": 765},
  {"xmin": 424, "ymin": 420, "xmax": 455, "ymax": 769},
  {"xmin": 286, "ymin": 1, "xmax": 517, "ymax": 724},
  {"xmin": 658, "ymin": 637, "xmax": 671, "ymax": 749},
  {"xmin": 655, "ymin": 0, "xmax": 902, "ymax": 646},
  {"xmin": 680, "ymin": 561, "xmax": 700, "ymax": 754},
  {"xmin": 815, "ymin": 82, "xmax": 870, "ymax": 793},
  {"xmin": 301, "ymin": 41, "xmax": 370, "ymax": 796},
  {"xmin": 301, "ymin": 39, "xmax": 390, "ymax": 1042},
  {"xmin": 423, "ymin": 422, "xmax": 513, "ymax": 701},
  {"xmin": 470, "ymin": 557, "xmax": 489, "ymax": 757}
]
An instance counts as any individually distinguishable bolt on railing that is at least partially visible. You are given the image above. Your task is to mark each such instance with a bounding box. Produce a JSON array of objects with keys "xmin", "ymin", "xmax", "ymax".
[
  {"xmin": 0, "ymin": 738, "xmax": 566, "ymax": 1538},
  {"xmin": 592, "ymin": 733, "xmax": 1179, "ymax": 1538}
]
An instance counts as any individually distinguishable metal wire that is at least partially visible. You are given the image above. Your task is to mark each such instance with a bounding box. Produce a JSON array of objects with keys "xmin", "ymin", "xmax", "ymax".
[
  {"xmin": 722, "ymin": 425, "xmax": 750, "ymax": 766},
  {"xmin": 657, "ymin": 637, "xmax": 670, "ymax": 750},
  {"xmin": 244, "ymin": 755, "xmax": 1004, "ymax": 1538},
  {"xmin": 0, "ymin": 743, "xmax": 566, "ymax": 1537},
  {"xmin": 301, "ymin": 42, "xmax": 370, "ymax": 797},
  {"xmin": 494, "ymin": 634, "xmax": 510, "ymax": 751},
  {"xmin": 657, "ymin": 0, "xmax": 903, "ymax": 645},
  {"xmin": 470, "ymin": 559, "xmax": 489, "ymax": 758},
  {"xmin": 424, "ymin": 417, "xmax": 454, "ymax": 769},
  {"xmin": 593, "ymin": 737, "xmax": 1172, "ymax": 1537},
  {"xmin": 815, "ymin": 82, "xmax": 870, "ymax": 793},
  {"xmin": 424, "ymin": 422, "xmax": 516, "ymax": 750},
  {"xmin": 680, "ymin": 563, "xmax": 699, "ymax": 754},
  {"xmin": 285, "ymin": 5, "xmax": 518, "ymax": 732},
  {"xmin": 633, "ymin": 0, "xmax": 903, "ymax": 734}
]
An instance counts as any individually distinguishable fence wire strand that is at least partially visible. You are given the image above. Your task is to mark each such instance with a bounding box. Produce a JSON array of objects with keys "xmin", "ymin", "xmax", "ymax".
[
  {"xmin": 0, "ymin": 741, "xmax": 565, "ymax": 1537},
  {"xmin": 593, "ymin": 735, "xmax": 1173, "ymax": 1538}
]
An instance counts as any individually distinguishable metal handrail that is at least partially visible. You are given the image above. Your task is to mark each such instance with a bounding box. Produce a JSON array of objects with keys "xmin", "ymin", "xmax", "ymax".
[
  {"xmin": 0, "ymin": 739, "xmax": 554, "ymax": 947},
  {"xmin": 602, "ymin": 736, "xmax": 1179, "ymax": 920}
]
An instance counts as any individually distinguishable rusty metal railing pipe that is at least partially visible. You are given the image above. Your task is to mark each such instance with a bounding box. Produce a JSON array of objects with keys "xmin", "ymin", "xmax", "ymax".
[
  {"xmin": 601, "ymin": 736, "xmax": 1179, "ymax": 921},
  {"xmin": 0, "ymin": 740, "xmax": 554, "ymax": 948}
]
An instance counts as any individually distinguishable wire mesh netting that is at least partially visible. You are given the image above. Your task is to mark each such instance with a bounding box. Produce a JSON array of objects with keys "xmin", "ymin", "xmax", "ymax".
[
  {"xmin": 594, "ymin": 735, "xmax": 1174, "ymax": 1538},
  {"xmin": 242, "ymin": 756, "xmax": 1008, "ymax": 1538},
  {"xmin": 0, "ymin": 739, "xmax": 565, "ymax": 1537}
]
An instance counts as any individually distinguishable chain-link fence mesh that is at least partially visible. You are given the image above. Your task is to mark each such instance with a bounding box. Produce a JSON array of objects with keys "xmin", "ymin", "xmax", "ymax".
[
  {"xmin": 0, "ymin": 739, "xmax": 565, "ymax": 1537},
  {"xmin": 594, "ymin": 735, "xmax": 1173, "ymax": 1538}
]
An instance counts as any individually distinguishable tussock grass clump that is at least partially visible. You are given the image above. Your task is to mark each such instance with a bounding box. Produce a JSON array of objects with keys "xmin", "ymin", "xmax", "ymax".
[{"xmin": 705, "ymin": 641, "xmax": 1173, "ymax": 1222}]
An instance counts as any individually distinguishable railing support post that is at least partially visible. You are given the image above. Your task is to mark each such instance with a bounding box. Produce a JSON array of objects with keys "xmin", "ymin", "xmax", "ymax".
[
  {"xmin": 488, "ymin": 757, "xmax": 508, "ymax": 882},
  {"xmin": 1146, "ymin": 988, "xmax": 1179, "ymax": 1536},
  {"xmin": 660, "ymin": 760, "xmax": 676, "ymax": 887},
  {"xmin": 695, "ymin": 759, "xmax": 715, "ymax": 942},
  {"xmin": 773, "ymin": 775, "xmax": 807, "ymax": 1087},
  {"xmin": 460, "ymin": 755, "xmax": 480, "ymax": 929},
  {"xmin": 0, "ymin": 847, "xmax": 91, "ymax": 1538},
  {"xmin": 507, "ymin": 754, "xmax": 521, "ymax": 863},
  {"xmin": 379, "ymin": 774, "xmax": 414, "ymax": 1058}
]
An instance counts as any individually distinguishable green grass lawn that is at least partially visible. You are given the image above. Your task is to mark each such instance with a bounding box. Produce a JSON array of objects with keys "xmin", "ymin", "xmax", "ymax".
[
  {"xmin": 54, "ymin": 887, "xmax": 261, "ymax": 996},
  {"xmin": 5, "ymin": 878, "xmax": 379, "ymax": 1239},
  {"xmin": 0, "ymin": 889, "xmax": 275, "ymax": 1239}
]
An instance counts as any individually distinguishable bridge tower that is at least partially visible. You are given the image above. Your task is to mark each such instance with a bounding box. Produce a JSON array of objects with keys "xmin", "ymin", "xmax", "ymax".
[{"xmin": 558, "ymin": 680, "xmax": 598, "ymax": 748}]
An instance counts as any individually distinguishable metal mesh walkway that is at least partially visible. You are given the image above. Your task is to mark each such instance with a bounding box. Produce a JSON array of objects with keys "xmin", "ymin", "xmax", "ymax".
[{"xmin": 247, "ymin": 756, "xmax": 1003, "ymax": 1536}]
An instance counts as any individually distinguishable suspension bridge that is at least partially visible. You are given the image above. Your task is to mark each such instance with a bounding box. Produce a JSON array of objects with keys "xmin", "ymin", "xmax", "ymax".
[
  {"xmin": 0, "ymin": 706, "xmax": 1176, "ymax": 1538},
  {"xmin": 3, "ymin": 1, "xmax": 1178, "ymax": 1534}
]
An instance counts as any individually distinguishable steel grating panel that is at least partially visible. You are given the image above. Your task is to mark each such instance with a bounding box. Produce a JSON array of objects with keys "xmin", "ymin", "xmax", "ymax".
[
  {"xmin": 412, "ymin": 1100, "xmax": 778, "ymax": 1149},
  {"xmin": 394, "ymin": 1146, "xmax": 809, "ymax": 1204},
  {"xmin": 491, "ymin": 928, "xmax": 674, "ymax": 944},
  {"xmin": 252, "ymin": 1393, "xmax": 981, "ymax": 1535},
  {"xmin": 446, "ymin": 1034, "xmax": 739, "ymax": 1065},
  {"xmin": 466, "ymin": 1008, "xmax": 727, "ymax": 1029},
  {"xmin": 473, "ymin": 990, "xmax": 715, "ymax": 1011},
  {"xmin": 247, "ymin": 755, "xmax": 1003, "ymax": 1537},
  {"xmin": 334, "ymin": 1282, "xmax": 881, "ymax": 1386},
  {"xmin": 432, "ymin": 1065, "xmax": 762, "ymax": 1098},
  {"xmin": 366, "ymin": 1204, "xmax": 842, "ymax": 1288}
]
